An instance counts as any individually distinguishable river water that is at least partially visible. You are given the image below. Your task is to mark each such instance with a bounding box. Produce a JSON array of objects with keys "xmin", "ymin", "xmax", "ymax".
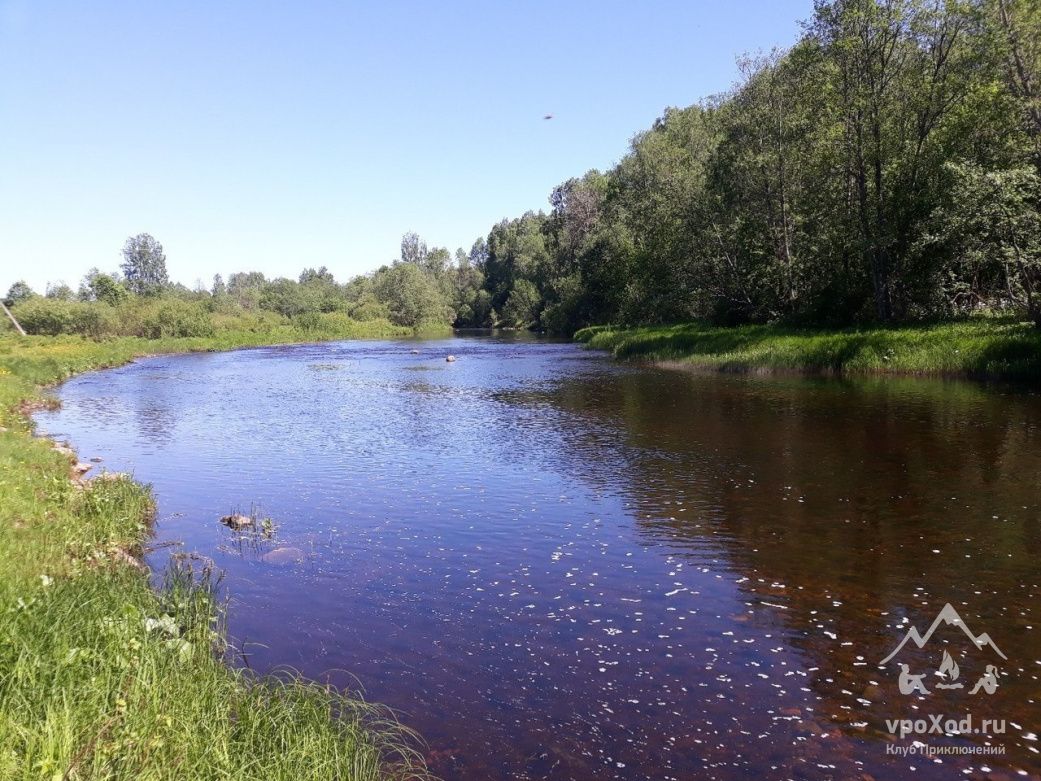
[{"xmin": 36, "ymin": 333, "xmax": 1041, "ymax": 780}]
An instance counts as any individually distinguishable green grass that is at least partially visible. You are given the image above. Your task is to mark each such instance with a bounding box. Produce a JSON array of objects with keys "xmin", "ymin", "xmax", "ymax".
[
  {"xmin": 574, "ymin": 318, "xmax": 1041, "ymax": 382},
  {"xmin": 0, "ymin": 331, "xmax": 430, "ymax": 780}
]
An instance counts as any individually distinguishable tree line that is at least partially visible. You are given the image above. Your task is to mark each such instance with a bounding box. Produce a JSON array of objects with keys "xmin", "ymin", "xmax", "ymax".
[
  {"xmin": 2, "ymin": 232, "xmax": 486, "ymax": 337},
  {"xmin": 6, "ymin": 0, "xmax": 1040, "ymax": 337},
  {"xmin": 471, "ymin": 0, "xmax": 1041, "ymax": 331}
]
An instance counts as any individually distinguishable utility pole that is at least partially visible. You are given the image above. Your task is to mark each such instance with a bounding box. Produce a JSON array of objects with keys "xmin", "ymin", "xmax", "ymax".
[{"xmin": 0, "ymin": 301, "xmax": 26, "ymax": 336}]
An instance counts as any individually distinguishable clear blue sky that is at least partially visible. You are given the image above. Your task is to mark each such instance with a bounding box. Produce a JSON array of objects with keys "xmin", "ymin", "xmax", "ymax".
[{"xmin": 0, "ymin": 1, "xmax": 813, "ymax": 293}]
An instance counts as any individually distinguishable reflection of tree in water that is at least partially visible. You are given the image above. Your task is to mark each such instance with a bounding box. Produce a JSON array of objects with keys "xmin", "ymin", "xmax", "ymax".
[{"xmin": 532, "ymin": 366, "xmax": 1041, "ymax": 771}]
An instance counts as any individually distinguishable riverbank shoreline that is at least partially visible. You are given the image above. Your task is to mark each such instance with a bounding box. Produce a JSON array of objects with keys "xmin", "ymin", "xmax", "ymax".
[
  {"xmin": 0, "ymin": 331, "xmax": 430, "ymax": 780},
  {"xmin": 574, "ymin": 319, "xmax": 1041, "ymax": 383}
]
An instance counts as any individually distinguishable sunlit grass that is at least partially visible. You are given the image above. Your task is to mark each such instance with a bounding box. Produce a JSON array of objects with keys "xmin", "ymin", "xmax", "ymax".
[
  {"xmin": 0, "ymin": 333, "xmax": 430, "ymax": 780},
  {"xmin": 574, "ymin": 318, "xmax": 1041, "ymax": 381}
]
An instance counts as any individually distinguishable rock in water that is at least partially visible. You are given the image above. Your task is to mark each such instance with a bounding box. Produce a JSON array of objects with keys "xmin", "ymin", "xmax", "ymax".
[
  {"xmin": 220, "ymin": 514, "xmax": 253, "ymax": 530},
  {"xmin": 260, "ymin": 547, "xmax": 305, "ymax": 566},
  {"xmin": 445, "ymin": 355, "xmax": 456, "ymax": 362}
]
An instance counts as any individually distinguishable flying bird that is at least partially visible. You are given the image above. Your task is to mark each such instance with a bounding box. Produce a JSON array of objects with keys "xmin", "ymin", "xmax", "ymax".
[{"xmin": 543, "ymin": 114, "xmax": 554, "ymax": 120}]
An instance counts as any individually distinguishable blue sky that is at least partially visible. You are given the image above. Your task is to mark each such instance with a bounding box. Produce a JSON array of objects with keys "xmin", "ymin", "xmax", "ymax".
[{"xmin": 0, "ymin": 1, "xmax": 813, "ymax": 293}]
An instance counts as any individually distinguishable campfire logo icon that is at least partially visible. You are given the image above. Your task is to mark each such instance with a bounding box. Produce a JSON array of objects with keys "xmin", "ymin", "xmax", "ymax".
[{"xmin": 880, "ymin": 604, "xmax": 1006, "ymax": 696}]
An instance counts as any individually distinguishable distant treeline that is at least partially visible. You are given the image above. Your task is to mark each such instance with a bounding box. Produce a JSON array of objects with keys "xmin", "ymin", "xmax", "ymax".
[
  {"xmin": 6, "ymin": 0, "xmax": 1040, "ymax": 338},
  {"xmin": 2, "ymin": 233, "xmax": 477, "ymax": 338}
]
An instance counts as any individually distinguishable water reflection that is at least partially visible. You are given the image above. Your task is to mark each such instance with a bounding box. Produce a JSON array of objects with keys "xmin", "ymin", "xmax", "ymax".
[
  {"xmin": 36, "ymin": 335, "xmax": 1041, "ymax": 781},
  {"xmin": 539, "ymin": 368, "xmax": 1041, "ymax": 777}
]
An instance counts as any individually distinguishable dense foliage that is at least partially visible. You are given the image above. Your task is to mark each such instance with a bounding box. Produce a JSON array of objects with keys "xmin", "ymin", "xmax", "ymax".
[
  {"xmin": 460, "ymin": 0, "xmax": 1041, "ymax": 333},
  {"xmin": 4, "ymin": 0, "xmax": 1039, "ymax": 338}
]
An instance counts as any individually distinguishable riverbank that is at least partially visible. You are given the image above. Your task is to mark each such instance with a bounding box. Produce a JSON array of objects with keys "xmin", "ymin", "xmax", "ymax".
[
  {"xmin": 0, "ymin": 332, "xmax": 429, "ymax": 780},
  {"xmin": 574, "ymin": 319, "xmax": 1041, "ymax": 382}
]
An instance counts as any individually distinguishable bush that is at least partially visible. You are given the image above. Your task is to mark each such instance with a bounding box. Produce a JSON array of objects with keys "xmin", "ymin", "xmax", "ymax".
[
  {"xmin": 211, "ymin": 310, "xmax": 288, "ymax": 333},
  {"xmin": 11, "ymin": 299, "xmax": 118, "ymax": 337},
  {"xmin": 349, "ymin": 298, "xmax": 390, "ymax": 322},
  {"xmin": 9, "ymin": 292, "xmax": 411, "ymax": 340},
  {"xmin": 292, "ymin": 311, "xmax": 323, "ymax": 332},
  {"xmin": 138, "ymin": 300, "xmax": 215, "ymax": 339}
]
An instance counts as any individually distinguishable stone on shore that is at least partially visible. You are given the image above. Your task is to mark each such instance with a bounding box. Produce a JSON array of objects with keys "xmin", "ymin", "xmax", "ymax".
[{"xmin": 92, "ymin": 471, "xmax": 129, "ymax": 483}]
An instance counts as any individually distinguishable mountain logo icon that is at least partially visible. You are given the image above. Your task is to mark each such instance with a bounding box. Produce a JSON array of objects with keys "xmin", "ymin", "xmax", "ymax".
[{"xmin": 880, "ymin": 603, "xmax": 1006, "ymax": 665}]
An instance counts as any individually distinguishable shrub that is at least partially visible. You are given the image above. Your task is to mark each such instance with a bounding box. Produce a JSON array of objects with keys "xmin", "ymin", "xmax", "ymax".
[
  {"xmin": 349, "ymin": 298, "xmax": 390, "ymax": 322},
  {"xmin": 12, "ymin": 298, "xmax": 70, "ymax": 335},
  {"xmin": 138, "ymin": 300, "xmax": 215, "ymax": 339},
  {"xmin": 211, "ymin": 310, "xmax": 288, "ymax": 333}
]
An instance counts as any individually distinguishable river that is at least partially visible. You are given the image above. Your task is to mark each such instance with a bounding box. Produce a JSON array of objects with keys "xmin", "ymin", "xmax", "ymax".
[{"xmin": 35, "ymin": 333, "xmax": 1041, "ymax": 780}]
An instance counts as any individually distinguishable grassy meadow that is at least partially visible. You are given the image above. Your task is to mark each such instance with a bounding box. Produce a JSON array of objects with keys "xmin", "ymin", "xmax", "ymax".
[
  {"xmin": 575, "ymin": 318, "xmax": 1041, "ymax": 382},
  {"xmin": 0, "ymin": 330, "xmax": 429, "ymax": 780}
]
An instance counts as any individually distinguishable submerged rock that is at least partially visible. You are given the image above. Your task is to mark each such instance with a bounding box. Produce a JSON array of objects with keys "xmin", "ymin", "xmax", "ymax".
[
  {"xmin": 445, "ymin": 355, "xmax": 456, "ymax": 362},
  {"xmin": 260, "ymin": 546, "xmax": 305, "ymax": 566},
  {"xmin": 220, "ymin": 514, "xmax": 253, "ymax": 530}
]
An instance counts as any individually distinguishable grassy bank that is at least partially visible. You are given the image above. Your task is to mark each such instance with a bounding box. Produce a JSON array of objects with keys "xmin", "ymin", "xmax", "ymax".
[
  {"xmin": 574, "ymin": 318, "xmax": 1041, "ymax": 382},
  {"xmin": 0, "ymin": 331, "xmax": 429, "ymax": 780}
]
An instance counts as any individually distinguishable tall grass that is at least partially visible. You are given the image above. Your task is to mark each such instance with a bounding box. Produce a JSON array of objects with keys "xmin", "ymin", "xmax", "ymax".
[
  {"xmin": 574, "ymin": 318, "xmax": 1041, "ymax": 382},
  {"xmin": 0, "ymin": 333, "xmax": 430, "ymax": 780}
]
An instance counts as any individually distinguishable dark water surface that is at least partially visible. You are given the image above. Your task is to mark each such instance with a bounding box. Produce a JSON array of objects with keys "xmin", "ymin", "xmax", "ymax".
[{"xmin": 36, "ymin": 334, "xmax": 1041, "ymax": 780}]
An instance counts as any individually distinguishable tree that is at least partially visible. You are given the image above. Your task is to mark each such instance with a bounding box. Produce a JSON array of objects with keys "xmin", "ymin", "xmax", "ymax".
[
  {"xmin": 500, "ymin": 278, "xmax": 541, "ymax": 327},
  {"xmin": 484, "ymin": 212, "xmax": 551, "ymax": 316},
  {"xmin": 372, "ymin": 262, "xmax": 450, "ymax": 328},
  {"xmin": 212, "ymin": 274, "xmax": 227, "ymax": 297},
  {"xmin": 226, "ymin": 271, "xmax": 267, "ymax": 308},
  {"xmin": 79, "ymin": 269, "xmax": 130, "ymax": 305},
  {"xmin": 121, "ymin": 233, "xmax": 169, "ymax": 296},
  {"xmin": 423, "ymin": 247, "xmax": 451, "ymax": 278},
  {"xmin": 260, "ymin": 278, "xmax": 312, "ymax": 317},
  {"xmin": 927, "ymin": 162, "xmax": 1041, "ymax": 324},
  {"xmin": 4, "ymin": 280, "xmax": 35, "ymax": 307},
  {"xmin": 45, "ymin": 282, "xmax": 74, "ymax": 301},
  {"xmin": 608, "ymin": 104, "xmax": 719, "ymax": 322},
  {"xmin": 549, "ymin": 171, "xmax": 608, "ymax": 269},
  {"xmin": 400, "ymin": 232, "xmax": 428, "ymax": 266},
  {"xmin": 808, "ymin": 0, "xmax": 986, "ymax": 321},
  {"xmin": 991, "ymin": 0, "xmax": 1041, "ymax": 156},
  {"xmin": 299, "ymin": 266, "xmax": 335, "ymax": 285}
]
